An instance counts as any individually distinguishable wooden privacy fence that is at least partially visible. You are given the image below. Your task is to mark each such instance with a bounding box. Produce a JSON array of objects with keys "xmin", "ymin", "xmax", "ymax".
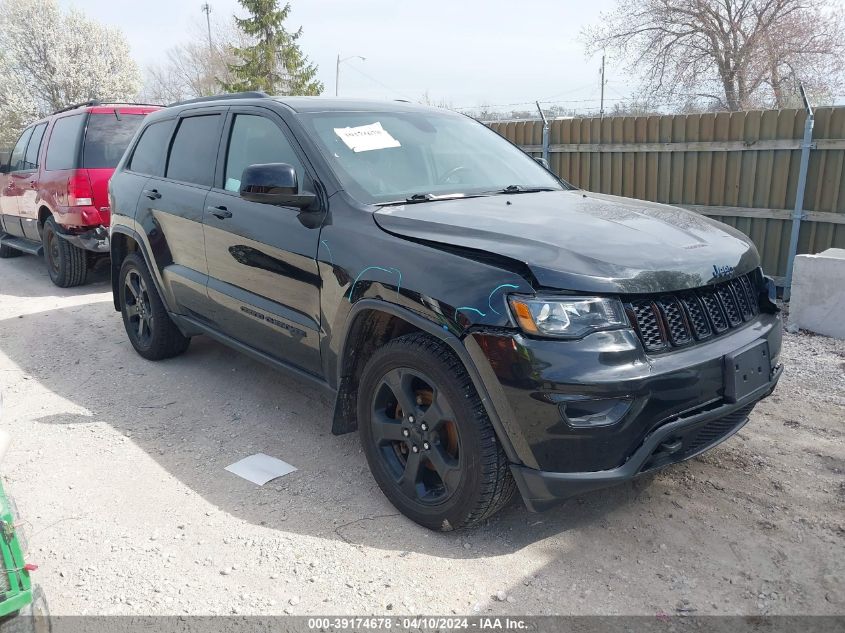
[{"xmin": 488, "ymin": 107, "xmax": 845, "ymax": 282}]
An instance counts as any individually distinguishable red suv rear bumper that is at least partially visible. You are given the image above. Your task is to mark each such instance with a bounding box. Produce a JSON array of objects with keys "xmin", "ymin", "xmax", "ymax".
[{"xmin": 54, "ymin": 205, "xmax": 110, "ymax": 229}]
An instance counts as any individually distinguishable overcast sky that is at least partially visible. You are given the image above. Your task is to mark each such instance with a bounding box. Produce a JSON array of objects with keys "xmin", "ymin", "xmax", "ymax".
[{"xmin": 57, "ymin": 0, "xmax": 635, "ymax": 113}]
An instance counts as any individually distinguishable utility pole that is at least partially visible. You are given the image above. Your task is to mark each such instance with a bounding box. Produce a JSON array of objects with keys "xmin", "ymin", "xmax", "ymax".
[
  {"xmin": 599, "ymin": 50, "xmax": 606, "ymax": 118},
  {"xmin": 201, "ymin": 3, "xmax": 213, "ymax": 54}
]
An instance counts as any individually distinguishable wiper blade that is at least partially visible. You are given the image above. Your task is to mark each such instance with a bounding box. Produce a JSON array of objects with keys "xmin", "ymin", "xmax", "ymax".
[
  {"xmin": 496, "ymin": 185, "xmax": 558, "ymax": 194},
  {"xmin": 378, "ymin": 192, "xmax": 487, "ymax": 206}
]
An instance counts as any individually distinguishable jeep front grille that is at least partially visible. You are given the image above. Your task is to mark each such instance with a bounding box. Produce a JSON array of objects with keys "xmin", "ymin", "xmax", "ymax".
[{"xmin": 626, "ymin": 272, "xmax": 761, "ymax": 354}]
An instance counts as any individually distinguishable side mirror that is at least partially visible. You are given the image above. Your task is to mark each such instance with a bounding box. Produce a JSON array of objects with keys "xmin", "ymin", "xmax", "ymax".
[
  {"xmin": 534, "ymin": 157, "xmax": 550, "ymax": 170},
  {"xmin": 0, "ymin": 163, "xmax": 9, "ymax": 175},
  {"xmin": 239, "ymin": 163, "xmax": 317, "ymax": 209}
]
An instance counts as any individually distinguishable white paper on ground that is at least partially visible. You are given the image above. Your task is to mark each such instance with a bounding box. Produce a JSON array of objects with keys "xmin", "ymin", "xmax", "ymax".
[
  {"xmin": 333, "ymin": 121, "xmax": 401, "ymax": 152},
  {"xmin": 225, "ymin": 453, "xmax": 297, "ymax": 485}
]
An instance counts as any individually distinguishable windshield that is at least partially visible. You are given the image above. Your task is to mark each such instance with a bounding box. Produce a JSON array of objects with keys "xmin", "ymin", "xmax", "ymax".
[{"xmin": 299, "ymin": 109, "xmax": 567, "ymax": 204}]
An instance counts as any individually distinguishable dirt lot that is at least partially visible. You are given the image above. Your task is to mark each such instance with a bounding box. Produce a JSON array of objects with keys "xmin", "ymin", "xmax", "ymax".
[{"xmin": 0, "ymin": 254, "xmax": 842, "ymax": 616}]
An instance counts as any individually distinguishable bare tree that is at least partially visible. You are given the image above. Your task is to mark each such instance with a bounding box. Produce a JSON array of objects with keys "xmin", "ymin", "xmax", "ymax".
[
  {"xmin": 583, "ymin": 0, "xmax": 845, "ymax": 110},
  {"xmin": 142, "ymin": 17, "xmax": 244, "ymax": 104}
]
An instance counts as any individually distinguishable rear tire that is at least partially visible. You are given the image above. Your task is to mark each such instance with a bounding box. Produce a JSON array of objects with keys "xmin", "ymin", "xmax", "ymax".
[
  {"xmin": 358, "ymin": 333, "xmax": 515, "ymax": 531},
  {"xmin": 0, "ymin": 241, "xmax": 22, "ymax": 258},
  {"xmin": 118, "ymin": 253, "xmax": 190, "ymax": 360},
  {"xmin": 41, "ymin": 216, "xmax": 86, "ymax": 287}
]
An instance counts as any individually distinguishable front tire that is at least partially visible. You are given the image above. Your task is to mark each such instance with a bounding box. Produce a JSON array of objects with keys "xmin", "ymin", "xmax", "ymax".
[
  {"xmin": 118, "ymin": 253, "xmax": 190, "ymax": 360},
  {"xmin": 41, "ymin": 216, "xmax": 86, "ymax": 287},
  {"xmin": 358, "ymin": 333, "xmax": 515, "ymax": 531}
]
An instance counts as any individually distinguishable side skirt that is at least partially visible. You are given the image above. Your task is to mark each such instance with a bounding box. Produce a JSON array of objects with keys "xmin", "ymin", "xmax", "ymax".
[{"xmin": 171, "ymin": 313, "xmax": 336, "ymax": 401}]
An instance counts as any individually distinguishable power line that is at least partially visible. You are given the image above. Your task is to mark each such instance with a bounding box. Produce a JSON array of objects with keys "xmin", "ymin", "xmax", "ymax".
[{"xmin": 341, "ymin": 63, "xmax": 416, "ymax": 102}]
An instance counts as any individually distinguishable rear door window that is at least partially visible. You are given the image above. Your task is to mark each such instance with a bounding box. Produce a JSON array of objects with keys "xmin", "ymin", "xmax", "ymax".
[
  {"xmin": 45, "ymin": 114, "xmax": 85, "ymax": 170},
  {"xmin": 166, "ymin": 115, "xmax": 221, "ymax": 187},
  {"xmin": 128, "ymin": 120, "xmax": 175, "ymax": 177},
  {"xmin": 83, "ymin": 113, "xmax": 146, "ymax": 169},
  {"xmin": 8, "ymin": 127, "xmax": 33, "ymax": 172},
  {"xmin": 23, "ymin": 123, "xmax": 47, "ymax": 170}
]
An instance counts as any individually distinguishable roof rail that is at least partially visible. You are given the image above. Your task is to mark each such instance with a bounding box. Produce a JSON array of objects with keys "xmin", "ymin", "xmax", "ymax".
[
  {"xmin": 98, "ymin": 101, "xmax": 164, "ymax": 108},
  {"xmin": 53, "ymin": 100, "xmax": 101, "ymax": 114},
  {"xmin": 51, "ymin": 100, "xmax": 164, "ymax": 115},
  {"xmin": 167, "ymin": 91, "xmax": 269, "ymax": 107}
]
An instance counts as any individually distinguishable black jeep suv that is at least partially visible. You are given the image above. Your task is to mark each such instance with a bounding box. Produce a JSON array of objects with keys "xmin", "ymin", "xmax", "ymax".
[{"xmin": 109, "ymin": 93, "xmax": 782, "ymax": 530}]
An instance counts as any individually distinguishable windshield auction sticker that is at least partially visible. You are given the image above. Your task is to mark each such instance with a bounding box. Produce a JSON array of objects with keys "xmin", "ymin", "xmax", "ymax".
[{"xmin": 333, "ymin": 121, "xmax": 401, "ymax": 152}]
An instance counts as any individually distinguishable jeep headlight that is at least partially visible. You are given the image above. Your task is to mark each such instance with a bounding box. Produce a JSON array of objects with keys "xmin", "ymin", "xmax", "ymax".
[{"xmin": 508, "ymin": 296, "xmax": 628, "ymax": 338}]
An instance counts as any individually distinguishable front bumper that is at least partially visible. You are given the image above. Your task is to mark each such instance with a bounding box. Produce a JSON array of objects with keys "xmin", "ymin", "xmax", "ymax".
[
  {"xmin": 467, "ymin": 311, "xmax": 783, "ymax": 511},
  {"xmin": 510, "ymin": 364, "xmax": 781, "ymax": 511}
]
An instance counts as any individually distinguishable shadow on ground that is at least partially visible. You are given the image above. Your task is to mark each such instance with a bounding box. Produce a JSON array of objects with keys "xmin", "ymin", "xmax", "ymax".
[
  {"xmin": 0, "ymin": 253, "xmax": 110, "ymax": 298},
  {"xmin": 0, "ymin": 293, "xmax": 647, "ymax": 559}
]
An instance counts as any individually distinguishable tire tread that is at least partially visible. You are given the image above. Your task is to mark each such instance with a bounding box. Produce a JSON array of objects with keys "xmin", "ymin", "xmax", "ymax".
[{"xmin": 43, "ymin": 217, "xmax": 87, "ymax": 287}]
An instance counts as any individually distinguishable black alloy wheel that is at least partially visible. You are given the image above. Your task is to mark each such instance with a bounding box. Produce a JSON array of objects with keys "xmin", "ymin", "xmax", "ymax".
[
  {"xmin": 358, "ymin": 333, "xmax": 515, "ymax": 531},
  {"xmin": 123, "ymin": 268, "xmax": 154, "ymax": 348},
  {"xmin": 370, "ymin": 366, "xmax": 463, "ymax": 505}
]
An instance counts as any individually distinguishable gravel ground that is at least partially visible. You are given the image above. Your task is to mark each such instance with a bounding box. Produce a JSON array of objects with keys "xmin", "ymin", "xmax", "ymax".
[{"xmin": 0, "ymin": 254, "xmax": 842, "ymax": 616}]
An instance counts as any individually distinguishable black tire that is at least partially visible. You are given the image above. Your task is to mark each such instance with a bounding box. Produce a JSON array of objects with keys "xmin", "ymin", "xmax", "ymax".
[
  {"xmin": 0, "ymin": 241, "xmax": 22, "ymax": 258},
  {"xmin": 358, "ymin": 333, "xmax": 515, "ymax": 531},
  {"xmin": 118, "ymin": 253, "xmax": 190, "ymax": 360},
  {"xmin": 41, "ymin": 216, "xmax": 86, "ymax": 287}
]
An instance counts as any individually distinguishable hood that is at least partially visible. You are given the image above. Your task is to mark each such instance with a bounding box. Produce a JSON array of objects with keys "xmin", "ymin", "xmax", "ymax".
[{"xmin": 373, "ymin": 190, "xmax": 760, "ymax": 294}]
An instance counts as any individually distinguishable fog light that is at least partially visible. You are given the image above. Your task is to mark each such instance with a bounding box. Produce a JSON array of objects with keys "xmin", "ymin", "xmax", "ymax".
[{"xmin": 558, "ymin": 397, "xmax": 632, "ymax": 428}]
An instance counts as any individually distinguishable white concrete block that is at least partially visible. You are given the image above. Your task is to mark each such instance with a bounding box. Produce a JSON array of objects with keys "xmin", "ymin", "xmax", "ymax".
[{"xmin": 790, "ymin": 248, "xmax": 845, "ymax": 339}]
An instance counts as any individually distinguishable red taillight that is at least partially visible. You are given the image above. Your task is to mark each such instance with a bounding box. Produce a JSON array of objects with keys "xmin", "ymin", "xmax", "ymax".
[{"xmin": 67, "ymin": 171, "xmax": 93, "ymax": 207}]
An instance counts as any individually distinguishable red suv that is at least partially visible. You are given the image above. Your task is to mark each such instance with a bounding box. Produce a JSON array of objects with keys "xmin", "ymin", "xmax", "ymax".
[{"xmin": 0, "ymin": 101, "xmax": 159, "ymax": 286}]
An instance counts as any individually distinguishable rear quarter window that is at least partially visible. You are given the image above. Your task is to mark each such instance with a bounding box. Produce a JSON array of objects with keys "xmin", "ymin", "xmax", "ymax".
[
  {"xmin": 45, "ymin": 114, "xmax": 85, "ymax": 171},
  {"xmin": 128, "ymin": 119, "xmax": 176, "ymax": 177},
  {"xmin": 83, "ymin": 113, "xmax": 146, "ymax": 169}
]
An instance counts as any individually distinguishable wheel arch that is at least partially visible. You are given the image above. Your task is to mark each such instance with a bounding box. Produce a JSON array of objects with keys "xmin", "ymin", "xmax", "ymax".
[
  {"xmin": 37, "ymin": 206, "xmax": 52, "ymax": 230},
  {"xmin": 331, "ymin": 299, "xmax": 522, "ymax": 464},
  {"xmin": 109, "ymin": 227, "xmax": 145, "ymax": 312}
]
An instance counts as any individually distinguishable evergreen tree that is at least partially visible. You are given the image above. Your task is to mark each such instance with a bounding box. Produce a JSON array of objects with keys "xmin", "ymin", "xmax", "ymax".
[{"xmin": 225, "ymin": 0, "xmax": 322, "ymax": 95}]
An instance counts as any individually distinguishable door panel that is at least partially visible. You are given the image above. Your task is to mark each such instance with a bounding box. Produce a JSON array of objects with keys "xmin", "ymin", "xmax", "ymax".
[
  {"xmin": 136, "ymin": 176, "xmax": 211, "ymax": 318},
  {"xmin": 1, "ymin": 126, "xmax": 33, "ymax": 235},
  {"xmin": 19, "ymin": 122, "xmax": 47, "ymax": 240},
  {"xmin": 203, "ymin": 109, "xmax": 322, "ymax": 375},
  {"xmin": 204, "ymin": 191, "xmax": 322, "ymax": 374},
  {"xmin": 133, "ymin": 111, "xmax": 224, "ymax": 319}
]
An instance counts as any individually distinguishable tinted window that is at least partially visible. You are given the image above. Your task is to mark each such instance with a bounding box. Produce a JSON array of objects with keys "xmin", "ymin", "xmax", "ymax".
[
  {"xmin": 23, "ymin": 123, "xmax": 47, "ymax": 170},
  {"xmin": 45, "ymin": 114, "xmax": 85, "ymax": 170},
  {"xmin": 224, "ymin": 114, "xmax": 304, "ymax": 192},
  {"xmin": 129, "ymin": 120, "xmax": 175, "ymax": 177},
  {"xmin": 83, "ymin": 114, "xmax": 145, "ymax": 169},
  {"xmin": 166, "ymin": 115, "xmax": 220, "ymax": 186},
  {"xmin": 8, "ymin": 127, "xmax": 33, "ymax": 172}
]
